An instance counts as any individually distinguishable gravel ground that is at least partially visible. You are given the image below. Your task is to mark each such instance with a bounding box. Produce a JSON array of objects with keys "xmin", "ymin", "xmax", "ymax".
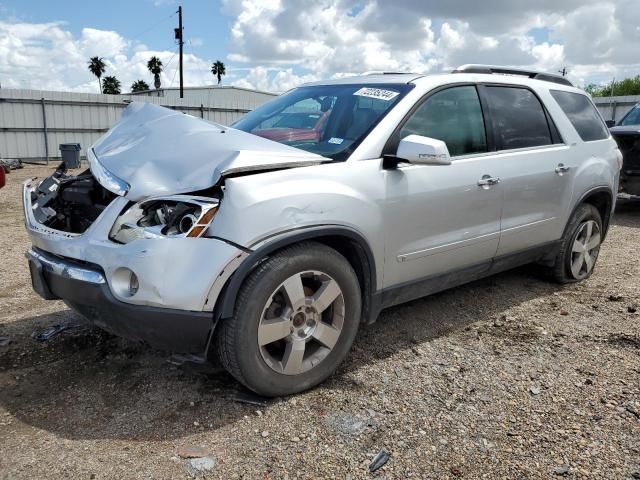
[{"xmin": 0, "ymin": 165, "xmax": 639, "ymax": 479}]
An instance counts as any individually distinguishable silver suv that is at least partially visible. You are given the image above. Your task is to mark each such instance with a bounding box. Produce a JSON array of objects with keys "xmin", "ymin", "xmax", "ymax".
[{"xmin": 24, "ymin": 65, "xmax": 621, "ymax": 396}]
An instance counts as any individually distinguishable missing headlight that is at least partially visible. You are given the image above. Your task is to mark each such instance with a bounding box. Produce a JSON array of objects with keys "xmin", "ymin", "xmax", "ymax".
[{"xmin": 109, "ymin": 196, "xmax": 219, "ymax": 244}]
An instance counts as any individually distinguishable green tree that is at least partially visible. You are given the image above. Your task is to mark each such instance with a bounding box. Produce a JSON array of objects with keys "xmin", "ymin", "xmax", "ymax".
[
  {"xmin": 130, "ymin": 80, "xmax": 150, "ymax": 92},
  {"xmin": 147, "ymin": 56, "xmax": 163, "ymax": 90},
  {"xmin": 87, "ymin": 56, "xmax": 106, "ymax": 94},
  {"xmin": 585, "ymin": 76, "xmax": 640, "ymax": 97},
  {"xmin": 102, "ymin": 76, "xmax": 121, "ymax": 95},
  {"xmin": 211, "ymin": 60, "xmax": 226, "ymax": 85}
]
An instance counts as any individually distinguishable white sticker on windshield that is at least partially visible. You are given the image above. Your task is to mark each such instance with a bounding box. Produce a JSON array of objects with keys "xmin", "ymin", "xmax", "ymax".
[
  {"xmin": 328, "ymin": 137, "xmax": 344, "ymax": 145},
  {"xmin": 353, "ymin": 87, "xmax": 399, "ymax": 101}
]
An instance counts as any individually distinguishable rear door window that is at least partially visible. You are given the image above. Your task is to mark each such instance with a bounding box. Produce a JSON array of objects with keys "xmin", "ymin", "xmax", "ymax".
[
  {"xmin": 550, "ymin": 90, "xmax": 609, "ymax": 141},
  {"xmin": 485, "ymin": 87, "xmax": 553, "ymax": 150}
]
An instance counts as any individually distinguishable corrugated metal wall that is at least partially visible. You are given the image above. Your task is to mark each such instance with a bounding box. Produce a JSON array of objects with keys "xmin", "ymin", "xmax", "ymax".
[
  {"xmin": 593, "ymin": 95, "xmax": 640, "ymax": 123},
  {"xmin": 0, "ymin": 88, "xmax": 276, "ymax": 163},
  {"xmin": 129, "ymin": 86, "xmax": 276, "ymax": 109}
]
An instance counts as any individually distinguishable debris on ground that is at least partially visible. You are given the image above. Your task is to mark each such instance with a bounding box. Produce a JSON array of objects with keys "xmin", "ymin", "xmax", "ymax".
[
  {"xmin": 608, "ymin": 293, "xmax": 624, "ymax": 301},
  {"xmin": 167, "ymin": 353, "xmax": 207, "ymax": 366},
  {"xmin": 325, "ymin": 412, "xmax": 368, "ymax": 436},
  {"xmin": 369, "ymin": 449, "xmax": 390, "ymax": 473},
  {"xmin": 184, "ymin": 456, "xmax": 217, "ymax": 476},
  {"xmin": 231, "ymin": 391, "xmax": 268, "ymax": 408},
  {"xmin": 177, "ymin": 445, "xmax": 211, "ymax": 459},
  {"xmin": 554, "ymin": 464, "xmax": 571, "ymax": 476},
  {"xmin": 31, "ymin": 324, "xmax": 70, "ymax": 342},
  {"xmin": 0, "ymin": 158, "xmax": 23, "ymax": 171},
  {"xmin": 0, "ymin": 336, "xmax": 10, "ymax": 346},
  {"xmin": 529, "ymin": 386, "xmax": 542, "ymax": 395}
]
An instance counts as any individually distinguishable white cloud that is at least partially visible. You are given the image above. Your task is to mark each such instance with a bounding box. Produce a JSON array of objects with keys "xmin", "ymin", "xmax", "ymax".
[
  {"xmin": 223, "ymin": 0, "xmax": 640, "ymax": 88},
  {"xmin": 1, "ymin": 0, "xmax": 639, "ymax": 94}
]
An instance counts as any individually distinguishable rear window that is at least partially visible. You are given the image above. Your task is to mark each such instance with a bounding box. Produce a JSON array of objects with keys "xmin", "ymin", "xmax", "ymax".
[
  {"xmin": 550, "ymin": 90, "xmax": 609, "ymax": 141},
  {"xmin": 484, "ymin": 87, "xmax": 553, "ymax": 150}
]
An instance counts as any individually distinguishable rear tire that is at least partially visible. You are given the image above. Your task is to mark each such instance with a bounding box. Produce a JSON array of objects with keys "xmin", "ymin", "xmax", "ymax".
[
  {"xmin": 215, "ymin": 242, "xmax": 361, "ymax": 397},
  {"xmin": 548, "ymin": 203, "xmax": 603, "ymax": 283}
]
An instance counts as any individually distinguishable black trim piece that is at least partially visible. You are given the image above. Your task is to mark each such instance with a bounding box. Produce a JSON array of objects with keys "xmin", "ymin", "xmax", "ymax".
[
  {"xmin": 381, "ymin": 261, "xmax": 491, "ymax": 309},
  {"xmin": 476, "ymin": 84, "xmax": 497, "ymax": 152},
  {"xmin": 206, "ymin": 236, "xmax": 253, "ymax": 254},
  {"xmin": 377, "ymin": 240, "xmax": 562, "ymax": 314},
  {"xmin": 215, "ymin": 226, "xmax": 377, "ymax": 321}
]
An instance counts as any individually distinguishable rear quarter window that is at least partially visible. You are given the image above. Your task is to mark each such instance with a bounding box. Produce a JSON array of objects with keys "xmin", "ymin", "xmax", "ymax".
[{"xmin": 550, "ymin": 90, "xmax": 609, "ymax": 142}]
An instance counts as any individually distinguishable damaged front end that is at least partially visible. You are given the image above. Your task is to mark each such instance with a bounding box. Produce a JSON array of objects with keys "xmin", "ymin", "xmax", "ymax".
[{"xmin": 28, "ymin": 165, "xmax": 118, "ymax": 235}]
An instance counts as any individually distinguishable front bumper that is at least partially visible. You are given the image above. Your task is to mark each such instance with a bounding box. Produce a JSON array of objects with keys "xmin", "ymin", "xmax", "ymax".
[
  {"xmin": 23, "ymin": 178, "xmax": 245, "ymax": 312},
  {"xmin": 28, "ymin": 248, "xmax": 213, "ymax": 353}
]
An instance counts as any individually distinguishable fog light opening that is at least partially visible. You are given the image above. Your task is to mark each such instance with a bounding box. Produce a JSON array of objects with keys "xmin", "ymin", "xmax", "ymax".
[
  {"xmin": 128, "ymin": 271, "xmax": 139, "ymax": 296},
  {"xmin": 112, "ymin": 267, "xmax": 139, "ymax": 298}
]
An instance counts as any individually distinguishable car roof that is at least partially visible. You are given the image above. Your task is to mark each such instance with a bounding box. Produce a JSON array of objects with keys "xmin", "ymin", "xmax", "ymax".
[{"xmin": 301, "ymin": 70, "xmax": 584, "ymax": 94}]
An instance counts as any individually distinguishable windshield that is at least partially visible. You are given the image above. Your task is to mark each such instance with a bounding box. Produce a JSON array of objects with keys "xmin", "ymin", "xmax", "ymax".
[
  {"xmin": 620, "ymin": 104, "xmax": 640, "ymax": 126},
  {"xmin": 233, "ymin": 83, "xmax": 413, "ymax": 161}
]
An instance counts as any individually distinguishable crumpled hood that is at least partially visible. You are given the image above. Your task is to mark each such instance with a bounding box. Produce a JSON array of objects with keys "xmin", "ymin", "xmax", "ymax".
[{"xmin": 91, "ymin": 102, "xmax": 325, "ymax": 200}]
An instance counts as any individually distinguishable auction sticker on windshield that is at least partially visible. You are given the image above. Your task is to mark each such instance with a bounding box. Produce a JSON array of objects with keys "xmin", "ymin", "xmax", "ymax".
[{"xmin": 353, "ymin": 87, "xmax": 399, "ymax": 101}]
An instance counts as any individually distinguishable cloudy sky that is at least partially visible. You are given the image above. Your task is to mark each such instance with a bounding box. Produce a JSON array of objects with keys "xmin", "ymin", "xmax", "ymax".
[{"xmin": 1, "ymin": 0, "xmax": 638, "ymax": 93}]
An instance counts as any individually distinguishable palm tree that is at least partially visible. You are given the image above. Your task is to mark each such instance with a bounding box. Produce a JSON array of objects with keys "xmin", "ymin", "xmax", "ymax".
[
  {"xmin": 102, "ymin": 76, "xmax": 121, "ymax": 95},
  {"xmin": 88, "ymin": 56, "xmax": 106, "ymax": 93},
  {"xmin": 211, "ymin": 60, "xmax": 226, "ymax": 85},
  {"xmin": 130, "ymin": 80, "xmax": 150, "ymax": 93},
  {"xmin": 147, "ymin": 56, "xmax": 163, "ymax": 90}
]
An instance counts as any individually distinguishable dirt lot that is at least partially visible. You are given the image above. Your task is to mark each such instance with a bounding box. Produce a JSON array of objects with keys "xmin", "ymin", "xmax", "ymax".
[{"xmin": 0, "ymin": 165, "xmax": 639, "ymax": 479}]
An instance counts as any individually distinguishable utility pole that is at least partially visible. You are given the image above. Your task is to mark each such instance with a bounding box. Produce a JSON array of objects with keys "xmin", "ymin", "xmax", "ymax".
[{"xmin": 175, "ymin": 5, "xmax": 184, "ymax": 98}]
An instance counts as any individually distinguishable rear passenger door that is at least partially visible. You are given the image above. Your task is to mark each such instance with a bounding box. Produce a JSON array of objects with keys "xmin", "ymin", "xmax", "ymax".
[{"xmin": 481, "ymin": 85, "xmax": 573, "ymax": 256}]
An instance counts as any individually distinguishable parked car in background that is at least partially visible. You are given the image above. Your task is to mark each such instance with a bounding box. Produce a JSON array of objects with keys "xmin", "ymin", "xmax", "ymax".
[
  {"xmin": 0, "ymin": 166, "xmax": 5, "ymax": 189},
  {"xmin": 610, "ymin": 103, "xmax": 640, "ymax": 196},
  {"xmin": 23, "ymin": 65, "xmax": 621, "ymax": 396}
]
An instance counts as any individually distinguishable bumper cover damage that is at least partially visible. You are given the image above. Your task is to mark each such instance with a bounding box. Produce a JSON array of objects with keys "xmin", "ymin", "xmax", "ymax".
[{"xmin": 27, "ymin": 248, "xmax": 213, "ymax": 353}]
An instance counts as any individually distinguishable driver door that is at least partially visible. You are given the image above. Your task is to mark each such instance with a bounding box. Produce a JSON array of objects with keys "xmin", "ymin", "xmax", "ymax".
[{"xmin": 382, "ymin": 85, "xmax": 503, "ymax": 290}]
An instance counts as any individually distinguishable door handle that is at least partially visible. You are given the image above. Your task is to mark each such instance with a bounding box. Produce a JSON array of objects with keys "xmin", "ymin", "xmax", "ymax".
[
  {"xmin": 478, "ymin": 175, "xmax": 500, "ymax": 188},
  {"xmin": 555, "ymin": 163, "xmax": 571, "ymax": 175}
]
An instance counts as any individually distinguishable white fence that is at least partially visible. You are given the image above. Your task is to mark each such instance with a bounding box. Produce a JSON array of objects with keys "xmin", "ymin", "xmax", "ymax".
[
  {"xmin": 0, "ymin": 89, "xmax": 272, "ymax": 164},
  {"xmin": 593, "ymin": 95, "xmax": 640, "ymax": 123}
]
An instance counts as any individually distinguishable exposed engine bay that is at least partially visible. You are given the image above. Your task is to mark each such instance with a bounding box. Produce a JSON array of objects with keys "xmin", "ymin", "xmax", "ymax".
[{"xmin": 31, "ymin": 166, "xmax": 117, "ymax": 234}]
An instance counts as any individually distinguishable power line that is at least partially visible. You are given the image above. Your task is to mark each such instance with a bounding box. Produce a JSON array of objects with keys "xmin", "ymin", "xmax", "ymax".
[{"xmin": 129, "ymin": 11, "xmax": 177, "ymax": 43}]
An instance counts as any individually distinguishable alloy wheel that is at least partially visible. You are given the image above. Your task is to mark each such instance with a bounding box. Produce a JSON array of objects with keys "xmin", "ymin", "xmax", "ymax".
[
  {"xmin": 257, "ymin": 270, "xmax": 345, "ymax": 375},
  {"xmin": 570, "ymin": 220, "xmax": 601, "ymax": 280}
]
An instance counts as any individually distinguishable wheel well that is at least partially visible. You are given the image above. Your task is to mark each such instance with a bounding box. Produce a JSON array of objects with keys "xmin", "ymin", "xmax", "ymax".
[
  {"xmin": 214, "ymin": 229, "xmax": 378, "ymax": 325},
  {"xmin": 581, "ymin": 190, "xmax": 613, "ymax": 236}
]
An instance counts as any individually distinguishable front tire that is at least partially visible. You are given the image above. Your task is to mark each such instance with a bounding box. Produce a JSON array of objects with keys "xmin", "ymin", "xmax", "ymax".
[
  {"xmin": 548, "ymin": 203, "xmax": 603, "ymax": 283},
  {"xmin": 215, "ymin": 242, "xmax": 361, "ymax": 396}
]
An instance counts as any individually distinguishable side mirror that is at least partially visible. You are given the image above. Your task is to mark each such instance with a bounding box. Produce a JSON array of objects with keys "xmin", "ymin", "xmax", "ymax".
[
  {"xmin": 605, "ymin": 120, "xmax": 616, "ymax": 128},
  {"xmin": 396, "ymin": 135, "xmax": 451, "ymax": 166}
]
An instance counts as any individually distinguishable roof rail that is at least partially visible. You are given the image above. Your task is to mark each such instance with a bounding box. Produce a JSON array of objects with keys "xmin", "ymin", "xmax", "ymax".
[
  {"xmin": 363, "ymin": 71, "xmax": 419, "ymax": 75},
  {"xmin": 452, "ymin": 64, "xmax": 573, "ymax": 87}
]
